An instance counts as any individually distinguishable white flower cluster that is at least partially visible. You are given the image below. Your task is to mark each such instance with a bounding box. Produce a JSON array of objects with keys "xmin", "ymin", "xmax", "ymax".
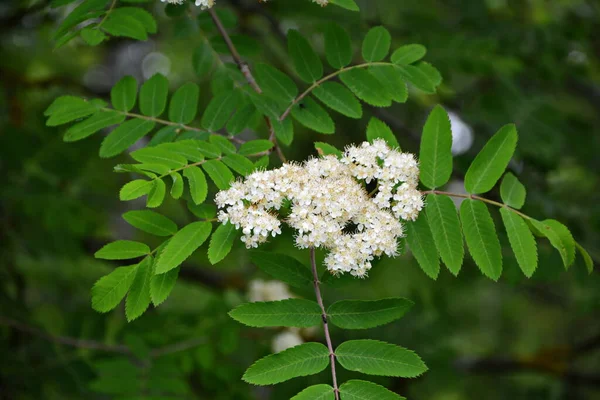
[
  {"xmin": 248, "ymin": 279, "xmax": 317, "ymax": 353},
  {"xmin": 160, "ymin": 0, "xmax": 328, "ymax": 9},
  {"xmin": 248, "ymin": 279, "xmax": 293, "ymax": 302},
  {"xmin": 215, "ymin": 139, "xmax": 423, "ymax": 277}
]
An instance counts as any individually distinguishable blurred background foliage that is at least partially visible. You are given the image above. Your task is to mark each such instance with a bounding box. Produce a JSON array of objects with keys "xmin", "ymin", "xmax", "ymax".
[{"xmin": 1, "ymin": 0, "xmax": 599, "ymax": 399}]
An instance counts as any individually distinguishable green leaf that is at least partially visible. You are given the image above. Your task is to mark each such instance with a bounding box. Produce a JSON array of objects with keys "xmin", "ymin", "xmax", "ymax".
[
  {"xmin": 146, "ymin": 178, "xmax": 166, "ymax": 208},
  {"xmin": 193, "ymin": 42, "xmax": 215, "ymax": 77},
  {"xmin": 324, "ymin": 23, "xmax": 352, "ymax": 69},
  {"xmin": 287, "ymin": 30, "xmax": 323, "ymax": 83},
  {"xmin": 339, "ymin": 380, "xmax": 405, "ymax": 400},
  {"xmin": 406, "ymin": 213, "xmax": 440, "ymax": 279},
  {"xmin": 149, "ymin": 126, "xmax": 178, "ymax": 146},
  {"xmin": 63, "ymin": 110, "xmax": 125, "ymax": 142},
  {"xmin": 201, "ymin": 90, "xmax": 239, "ymax": 131},
  {"xmin": 209, "ymin": 135, "xmax": 236, "ymax": 158},
  {"xmin": 531, "ymin": 219, "xmax": 576, "ymax": 269},
  {"xmin": 100, "ymin": 119, "xmax": 155, "ymax": 158},
  {"xmin": 250, "ymin": 251, "xmax": 313, "ymax": 289},
  {"xmin": 222, "ymin": 154, "xmax": 254, "ymax": 176},
  {"xmin": 140, "ymin": 163, "xmax": 171, "ymax": 176},
  {"xmin": 575, "ymin": 243, "xmax": 593, "ymax": 274},
  {"xmin": 426, "ymin": 194, "xmax": 464, "ymax": 275},
  {"xmin": 120, "ymin": 179, "xmax": 154, "ymax": 201},
  {"xmin": 394, "ymin": 64, "xmax": 436, "ymax": 93},
  {"xmin": 419, "ymin": 105, "xmax": 452, "ymax": 189},
  {"xmin": 54, "ymin": 0, "xmax": 107, "ymax": 39},
  {"xmin": 125, "ymin": 257, "xmax": 153, "ymax": 321},
  {"xmin": 229, "ymin": 299, "xmax": 322, "ymax": 328},
  {"xmin": 117, "ymin": 7, "xmax": 156, "ymax": 33},
  {"xmin": 243, "ymin": 342, "xmax": 330, "ymax": 385},
  {"xmin": 202, "ymin": 160, "xmax": 234, "ymax": 190},
  {"xmin": 139, "ymin": 74, "xmax": 169, "ymax": 117},
  {"xmin": 313, "ymin": 82, "xmax": 362, "ymax": 119},
  {"xmin": 227, "ymin": 104, "xmax": 258, "ymax": 135},
  {"xmin": 208, "ymin": 222, "xmax": 238, "ymax": 264},
  {"xmin": 362, "ymin": 26, "xmax": 391, "ymax": 62},
  {"xmin": 464, "ymin": 124, "xmax": 518, "ymax": 194},
  {"xmin": 273, "ymin": 117, "xmax": 294, "ymax": 146},
  {"xmin": 418, "ymin": 62, "xmax": 442, "ymax": 86},
  {"xmin": 45, "ymin": 96, "xmax": 100, "ymax": 126},
  {"xmin": 195, "ymin": 141, "xmax": 221, "ymax": 158},
  {"xmin": 183, "ymin": 166, "xmax": 208, "ymax": 205},
  {"xmin": 291, "ymin": 97, "xmax": 335, "ymax": 134},
  {"xmin": 188, "ymin": 203, "xmax": 216, "ymax": 220},
  {"xmin": 103, "ymin": 10, "xmax": 147, "ymax": 41},
  {"xmin": 150, "ymin": 266, "xmax": 179, "ymax": 306},
  {"xmin": 460, "ymin": 199, "xmax": 503, "ymax": 281},
  {"xmin": 168, "ymin": 82, "xmax": 200, "ymax": 124},
  {"xmin": 154, "ymin": 221, "xmax": 212, "ymax": 274},
  {"xmin": 292, "ymin": 385, "xmax": 335, "ymax": 400},
  {"xmin": 80, "ymin": 26, "xmax": 106, "ymax": 45},
  {"xmin": 255, "ymin": 63, "xmax": 298, "ymax": 104},
  {"xmin": 366, "ymin": 117, "xmax": 398, "ymax": 148},
  {"xmin": 335, "ymin": 340, "xmax": 427, "ymax": 378},
  {"xmin": 255, "ymin": 155, "xmax": 270, "ymax": 169},
  {"xmin": 315, "ymin": 142, "xmax": 343, "ymax": 157},
  {"xmin": 391, "ymin": 44, "xmax": 427, "ymax": 65},
  {"xmin": 368, "ymin": 65, "xmax": 408, "ymax": 104},
  {"xmin": 238, "ymin": 139, "xmax": 275, "ymax": 156},
  {"xmin": 500, "ymin": 172, "xmax": 526, "ymax": 209},
  {"xmin": 111, "ymin": 75, "xmax": 137, "ymax": 112},
  {"xmin": 95, "ymin": 240, "xmax": 150, "ymax": 260},
  {"xmin": 91, "ymin": 265, "xmax": 138, "ymax": 313},
  {"xmin": 131, "ymin": 147, "xmax": 187, "ymax": 169},
  {"xmin": 170, "ymin": 172, "xmax": 184, "ymax": 199},
  {"xmin": 123, "ymin": 210, "xmax": 177, "ymax": 237},
  {"xmin": 247, "ymin": 91, "xmax": 283, "ymax": 120},
  {"xmin": 328, "ymin": 298, "xmax": 413, "ymax": 329},
  {"xmin": 499, "ymin": 208, "xmax": 537, "ymax": 277},
  {"xmin": 340, "ymin": 69, "xmax": 392, "ymax": 107},
  {"xmin": 329, "ymin": 0, "xmax": 359, "ymax": 11}
]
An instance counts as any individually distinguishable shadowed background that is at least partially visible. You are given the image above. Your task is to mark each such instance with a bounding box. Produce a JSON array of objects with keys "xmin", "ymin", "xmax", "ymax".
[{"xmin": 1, "ymin": 0, "xmax": 599, "ymax": 399}]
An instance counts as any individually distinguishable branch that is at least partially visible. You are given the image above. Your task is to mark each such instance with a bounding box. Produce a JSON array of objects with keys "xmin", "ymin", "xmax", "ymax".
[
  {"xmin": 0, "ymin": 316, "xmax": 206, "ymax": 359},
  {"xmin": 102, "ymin": 108, "xmax": 245, "ymax": 144},
  {"xmin": 207, "ymin": 8, "xmax": 287, "ymax": 163},
  {"xmin": 0, "ymin": 316, "xmax": 130, "ymax": 354},
  {"xmin": 310, "ymin": 248, "xmax": 340, "ymax": 399},
  {"xmin": 422, "ymin": 190, "xmax": 532, "ymax": 220},
  {"xmin": 278, "ymin": 62, "xmax": 394, "ymax": 122}
]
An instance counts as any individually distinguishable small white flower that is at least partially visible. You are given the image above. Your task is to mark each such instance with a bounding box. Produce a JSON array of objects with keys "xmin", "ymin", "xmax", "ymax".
[
  {"xmin": 215, "ymin": 139, "xmax": 423, "ymax": 277},
  {"xmin": 248, "ymin": 279, "xmax": 293, "ymax": 302},
  {"xmin": 272, "ymin": 330, "xmax": 304, "ymax": 353},
  {"xmin": 195, "ymin": 0, "xmax": 215, "ymax": 9}
]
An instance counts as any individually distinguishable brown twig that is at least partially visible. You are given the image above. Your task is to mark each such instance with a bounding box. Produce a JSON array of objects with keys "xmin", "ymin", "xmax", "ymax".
[
  {"xmin": 0, "ymin": 316, "xmax": 206, "ymax": 359},
  {"xmin": 422, "ymin": 190, "xmax": 532, "ymax": 220},
  {"xmin": 0, "ymin": 316, "xmax": 131, "ymax": 354},
  {"xmin": 207, "ymin": 8, "xmax": 287, "ymax": 163},
  {"xmin": 310, "ymin": 248, "xmax": 340, "ymax": 399}
]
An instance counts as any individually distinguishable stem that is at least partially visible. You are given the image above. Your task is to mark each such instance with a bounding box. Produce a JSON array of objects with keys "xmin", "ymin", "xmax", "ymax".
[
  {"xmin": 309, "ymin": 247, "xmax": 340, "ymax": 399},
  {"xmin": 0, "ymin": 316, "xmax": 205, "ymax": 359},
  {"xmin": 102, "ymin": 108, "xmax": 245, "ymax": 144},
  {"xmin": 422, "ymin": 190, "xmax": 532, "ymax": 220},
  {"xmin": 279, "ymin": 62, "xmax": 393, "ymax": 122},
  {"xmin": 96, "ymin": 0, "xmax": 117, "ymax": 30},
  {"xmin": 208, "ymin": 8, "xmax": 287, "ymax": 163}
]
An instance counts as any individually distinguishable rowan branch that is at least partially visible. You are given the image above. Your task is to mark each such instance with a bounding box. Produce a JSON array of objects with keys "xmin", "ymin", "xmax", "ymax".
[{"xmin": 207, "ymin": 8, "xmax": 287, "ymax": 163}]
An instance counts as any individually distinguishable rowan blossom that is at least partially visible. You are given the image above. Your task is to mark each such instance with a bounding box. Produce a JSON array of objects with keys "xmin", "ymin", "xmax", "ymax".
[{"xmin": 215, "ymin": 139, "xmax": 423, "ymax": 277}]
